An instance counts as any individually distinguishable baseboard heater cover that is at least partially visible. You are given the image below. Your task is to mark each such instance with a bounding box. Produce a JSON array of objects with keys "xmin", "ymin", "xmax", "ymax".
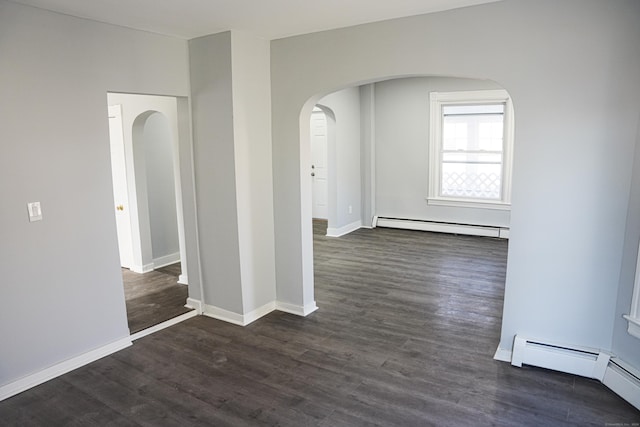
[
  {"xmin": 603, "ymin": 358, "xmax": 640, "ymax": 409},
  {"xmin": 376, "ymin": 217, "xmax": 509, "ymax": 238},
  {"xmin": 510, "ymin": 334, "xmax": 640, "ymax": 410},
  {"xmin": 511, "ymin": 335, "xmax": 609, "ymax": 380}
]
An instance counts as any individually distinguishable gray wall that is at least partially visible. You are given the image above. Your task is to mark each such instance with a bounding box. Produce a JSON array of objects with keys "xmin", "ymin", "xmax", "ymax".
[
  {"xmin": 0, "ymin": 0, "xmax": 191, "ymax": 386},
  {"xmin": 271, "ymin": 0, "xmax": 640, "ymax": 361},
  {"xmin": 189, "ymin": 31, "xmax": 244, "ymax": 314},
  {"xmin": 374, "ymin": 77, "xmax": 508, "ymax": 227},
  {"xmin": 230, "ymin": 30, "xmax": 277, "ymax": 313},
  {"xmin": 142, "ymin": 113, "xmax": 180, "ymax": 260},
  {"xmin": 613, "ymin": 113, "xmax": 640, "ymax": 368},
  {"xmin": 188, "ymin": 30, "xmax": 276, "ymax": 316},
  {"xmin": 318, "ymin": 87, "xmax": 362, "ymax": 232},
  {"xmin": 360, "ymin": 84, "xmax": 376, "ymax": 226}
]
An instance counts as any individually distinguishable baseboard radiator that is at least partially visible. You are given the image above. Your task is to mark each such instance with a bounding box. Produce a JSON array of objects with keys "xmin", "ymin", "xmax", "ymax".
[
  {"xmin": 603, "ymin": 358, "xmax": 640, "ymax": 409},
  {"xmin": 511, "ymin": 335, "xmax": 610, "ymax": 380},
  {"xmin": 511, "ymin": 335, "xmax": 640, "ymax": 410},
  {"xmin": 375, "ymin": 217, "xmax": 509, "ymax": 239}
]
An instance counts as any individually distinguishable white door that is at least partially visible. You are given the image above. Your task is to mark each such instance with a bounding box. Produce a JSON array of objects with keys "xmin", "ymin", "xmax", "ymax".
[
  {"xmin": 311, "ymin": 109, "xmax": 328, "ymax": 219},
  {"xmin": 108, "ymin": 105, "xmax": 134, "ymax": 268}
]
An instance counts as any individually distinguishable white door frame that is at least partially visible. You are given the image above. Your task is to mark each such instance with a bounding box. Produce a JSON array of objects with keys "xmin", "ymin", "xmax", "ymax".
[{"xmin": 107, "ymin": 93, "xmax": 188, "ymax": 284}]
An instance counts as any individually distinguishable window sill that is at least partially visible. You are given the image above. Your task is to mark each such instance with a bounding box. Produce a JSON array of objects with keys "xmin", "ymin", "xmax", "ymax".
[
  {"xmin": 426, "ymin": 197, "xmax": 511, "ymax": 211},
  {"xmin": 623, "ymin": 315, "xmax": 640, "ymax": 340}
]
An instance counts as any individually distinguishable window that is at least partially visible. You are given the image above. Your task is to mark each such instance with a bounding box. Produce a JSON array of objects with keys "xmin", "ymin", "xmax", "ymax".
[
  {"xmin": 428, "ymin": 90, "xmax": 514, "ymax": 209},
  {"xmin": 624, "ymin": 240, "xmax": 640, "ymax": 340}
]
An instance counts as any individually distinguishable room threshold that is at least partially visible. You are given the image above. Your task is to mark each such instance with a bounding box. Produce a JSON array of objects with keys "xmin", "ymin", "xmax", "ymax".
[{"xmin": 130, "ymin": 310, "xmax": 198, "ymax": 341}]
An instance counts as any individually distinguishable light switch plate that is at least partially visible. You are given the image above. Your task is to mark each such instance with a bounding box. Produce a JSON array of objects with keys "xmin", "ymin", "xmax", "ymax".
[{"xmin": 27, "ymin": 202, "xmax": 42, "ymax": 222}]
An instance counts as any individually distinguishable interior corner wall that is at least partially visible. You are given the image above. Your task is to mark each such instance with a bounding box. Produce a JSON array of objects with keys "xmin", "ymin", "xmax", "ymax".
[
  {"xmin": 270, "ymin": 0, "xmax": 640, "ymax": 359},
  {"xmin": 612, "ymin": 112, "xmax": 640, "ymax": 368},
  {"xmin": 374, "ymin": 76, "xmax": 509, "ymax": 228},
  {"xmin": 318, "ymin": 87, "xmax": 362, "ymax": 232},
  {"xmin": 230, "ymin": 30, "xmax": 277, "ymax": 313},
  {"xmin": 0, "ymin": 0, "xmax": 190, "ymax": 389},
  {"xmin": 188, "ymin": 31, "xmax": 244, "ymax": 314}
]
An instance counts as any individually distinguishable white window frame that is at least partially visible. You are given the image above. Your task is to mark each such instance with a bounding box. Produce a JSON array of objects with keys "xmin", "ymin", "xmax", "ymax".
[
  {"xmin": 623, "ymin": 240, "xmax": 640, "ymax": 339},
  {"xmin": 428, "ymin": 89, "xmax": 514, "ymax": 210}
]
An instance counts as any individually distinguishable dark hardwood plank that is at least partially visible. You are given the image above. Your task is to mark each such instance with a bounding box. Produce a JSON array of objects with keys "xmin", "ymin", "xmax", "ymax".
[{"xmin": 1, "ymin": 221, "xmax": 638, "ymax": 425}]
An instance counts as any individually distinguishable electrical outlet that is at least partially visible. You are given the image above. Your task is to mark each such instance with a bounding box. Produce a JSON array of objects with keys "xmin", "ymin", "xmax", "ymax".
[{"xmin": 348, "ymin": 205, "xmax": 352, "ymax": 214}]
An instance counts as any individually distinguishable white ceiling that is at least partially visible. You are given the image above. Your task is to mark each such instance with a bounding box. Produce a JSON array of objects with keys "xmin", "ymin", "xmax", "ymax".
[{"xmin": 9, "ymin": 0, "xmax": 502, "ymax": 40}]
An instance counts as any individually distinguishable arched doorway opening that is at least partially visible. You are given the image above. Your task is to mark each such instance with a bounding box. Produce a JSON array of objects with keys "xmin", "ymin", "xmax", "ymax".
[
  {"xmin": 107, "ymin": 93, "xmax": 193, "ymax": 334},
  {"xmin": 300, "ymin": 76, "xmax": 514, "ymax": 317}
]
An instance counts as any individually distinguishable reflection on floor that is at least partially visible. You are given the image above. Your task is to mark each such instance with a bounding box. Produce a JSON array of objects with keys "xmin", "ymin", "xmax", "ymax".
[{"xmin": 122, "ymin": 263, "xmax": 192, "ymax": 334}]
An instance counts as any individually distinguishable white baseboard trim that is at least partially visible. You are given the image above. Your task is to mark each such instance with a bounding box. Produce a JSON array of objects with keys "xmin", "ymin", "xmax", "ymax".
[
  {"xmin": 195, "ymin": 299, "xmax": 319, "ymax": 324},
  {"xmin": 493, "ymin": 346, "xmax": 513, "ymax": 362},
  {"xmin": 326, "ymin": 220, "xmax": 362, "ymax": 237},
  {"xmin": 131, "ymin": 262, "xmax": 154, "ymax": 274},
  {"xmin": 376, "ymin": 217, "xmax": 509, "ymax": 239},
  {"xmin": 178, "ymin": 274, "xmax": 188, "ymax": 285},
  {"xmin": 0, "ymin": 337, "xmax": 132, "ymax": 402},
  {"xmin": 152, "ymin": 252, "xmax": 180, "ymax": 269},
  {"xmin": 276, "ymin": 300, "xmax": 319, "ymax": 316},
  {"xmin": 130, "ymin": 310, "xmax": 198, "ymax": 341},
  {"xmin": 202, "ymin": 301, "xmax": 275, "ymax": 326},
  {"xmin": 185, "ymin": 298, "xmax": 203, "ymax": 314},
  {"xmin": 497, "ymin": 335, "xmax": 639, "ymax": 410}
]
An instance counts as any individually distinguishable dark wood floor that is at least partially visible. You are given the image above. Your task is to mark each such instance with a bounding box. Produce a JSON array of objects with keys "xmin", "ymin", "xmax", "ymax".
[
  {"xmin": 2, "ymin": 222, "xmax": 638, "ymax": 425},
  {"xmin": 123, "ymin": 263, "xmax": 192, "ymax": 334}
]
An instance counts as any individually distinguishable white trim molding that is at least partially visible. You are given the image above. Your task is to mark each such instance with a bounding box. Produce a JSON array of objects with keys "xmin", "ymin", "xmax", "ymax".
[
  {"xmin": 493, "ymin": 346, "xmax": 513, "ymax": 363},
  {"xmin": 178, "ymin": 274, "xmax": 188, "ymax": 285},
  {"xmin": 152, "ymin": 252, "xmax": 180, "ymax": 269},
  {"xmin": 185, "ymin": 297, "xmax": 203, "ymax": 314},
  {"xmin": 130, "ymin": 310, "xmax": 198, "ymax": 341},
  {"xmin": 199, "ymin": 300, "xmax": 319, "ymax": 326},
  {"xmin": 0, "ymin": 337, "xmax": 132, "ymax": 402},
  {"xmin": 130, "ymin": 262, "xmax": 154, "ymax": 274},
  {"xmin": 623, "ymin": 314, "xmax": 640, "ymax": 339},
  {"xmin": 276, "ymin": 300, "xmax": 319, "ymax": 316},
  {"xmin": 203, "ymin": 301, "xmax": 276, "ymax": 326},
  {"xmin": 326, "ymin": 220, "xmax": 362, "ymax": 237}
]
